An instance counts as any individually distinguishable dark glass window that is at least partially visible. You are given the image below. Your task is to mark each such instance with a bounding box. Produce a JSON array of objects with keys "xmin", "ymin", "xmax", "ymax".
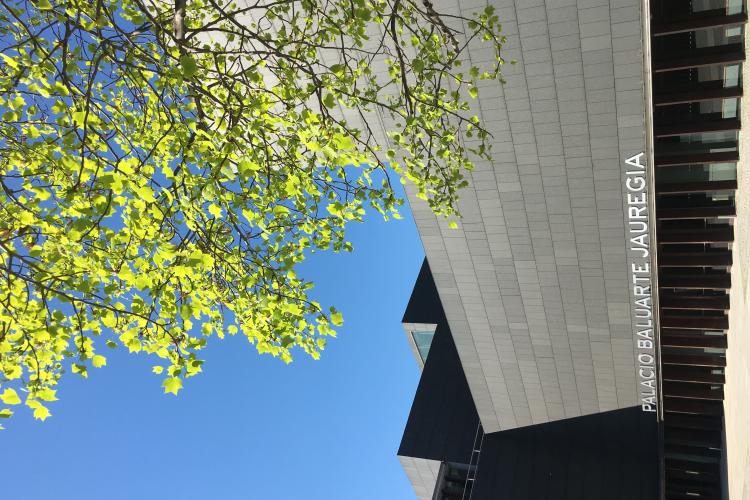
[
  {"xmin": 657, "ymin": 162, "xmax": 737, "ymax": 183},
  {"xmin": 411, "ymin": 330, "xmax": 435, "ymax": 363}
]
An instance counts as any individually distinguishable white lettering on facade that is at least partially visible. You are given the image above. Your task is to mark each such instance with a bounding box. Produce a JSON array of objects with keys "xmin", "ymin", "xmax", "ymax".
[{"xmin": 625, "ymin": 152, "xmax": 657, "ymax": 412}]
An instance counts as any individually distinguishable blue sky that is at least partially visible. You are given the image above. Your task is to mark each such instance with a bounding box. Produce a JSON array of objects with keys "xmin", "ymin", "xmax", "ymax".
[{"xmin": 1, "ymin": 188, "xmax": 425, "ymax": 500}]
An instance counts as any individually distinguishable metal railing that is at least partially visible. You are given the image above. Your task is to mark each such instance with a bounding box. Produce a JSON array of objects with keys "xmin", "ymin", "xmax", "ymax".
[{"xmin": 461, "ymin": 422, "xmax": 484, "ymax": 500}]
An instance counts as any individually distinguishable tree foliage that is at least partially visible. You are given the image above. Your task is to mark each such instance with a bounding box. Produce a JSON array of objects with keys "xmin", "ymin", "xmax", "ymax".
[{"xmin": 0, "ymin": 0, "xmax": 505, "ymax": 423}]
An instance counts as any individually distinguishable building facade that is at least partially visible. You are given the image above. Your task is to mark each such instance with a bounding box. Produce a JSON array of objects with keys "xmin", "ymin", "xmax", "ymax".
[{"xmin": 397, "ymin": 0, "xmax": 749, "ymax": 498}]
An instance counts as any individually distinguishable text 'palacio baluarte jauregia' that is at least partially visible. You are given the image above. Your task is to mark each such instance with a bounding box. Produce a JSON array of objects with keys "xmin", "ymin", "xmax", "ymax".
[{"xmin": 625, "ymin": 152, "xmax": 657, "ymax": 413}]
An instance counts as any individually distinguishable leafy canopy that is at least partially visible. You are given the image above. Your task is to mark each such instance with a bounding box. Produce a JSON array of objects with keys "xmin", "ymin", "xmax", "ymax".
[{"xmin": 0, "ymin": 0, "xmax": 505, "ymax": 424}]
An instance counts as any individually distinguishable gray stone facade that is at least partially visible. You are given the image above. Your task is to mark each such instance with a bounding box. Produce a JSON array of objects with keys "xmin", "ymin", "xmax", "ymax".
[{"xmin": 402, "ymin": 0, "xmax": 648, "ymax": 433}]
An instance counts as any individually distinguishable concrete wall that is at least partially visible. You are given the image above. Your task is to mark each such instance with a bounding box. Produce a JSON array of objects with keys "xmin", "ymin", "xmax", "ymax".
[
  {"xmin": 403, "ymin": 0, "xmax": 648, "ymax": 432},
  {"xmin": 398, "ymin": 456, "xmax": 442, "ymax": 500}
]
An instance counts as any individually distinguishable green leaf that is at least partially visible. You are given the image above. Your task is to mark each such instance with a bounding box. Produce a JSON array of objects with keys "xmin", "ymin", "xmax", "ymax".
[
  {"xmin": 162, "ymin": 377, "xmax": 183, "ymax": 395},
  {"xmin": 0, "ymin": 53, "xmax": 19, "ymax": 70},
  {"xmin": 334, "ymin": 134, "xmax": 355, "ymax": 150},
  {"xmin": 36, "ymin": 388, "xmax": 58, "ymax": 402},
  {"xmin": 33, "ymin": 405, "xmax": 51, "ymax": 421},
  {"xmin": 101, "ymin": 311, "xmax": 117, "ymax": 328},
  {"xmin": 72, "ymin": 110, "xmax": 87, "ymax": 128},
  {"xmin": 152, "ymin": 366, "xmax": 164, "ymax": 375},
  {"xmin": 36, "ymin": 0, "xmax": 53, "ymax": 9},
  {"xmin": 468, "ymin": 86, "xmax": 479, "ymax": 98},
  {"xmin": 180, "ymin": 54, "xmax": 198, "ymax": 78},
  {"xmin": 72, "ymin": 363, "xmax": 88, "ymax": 378},
  {"xmin": 92, "ymin": 355, "xmax": 107, "ymax": 368},
  {"xmin": 280, "ymin": 335, "xmax": 294, "ymax": 348},
  {"xmin": 23, "ymin": 397, "xmax": 50, "ymax": 420},
  {"xmin": 323, "ymin": 93, "xmax": 336, "ymax": 109},
  {"xmin": 207, "ymin": 204, "xmax": 223, "ymax": 218},
  {"xmin": 273, "ymin": 205, "xmax": 289, "ymax": 217},
  {"xmin": 0, "ymin": 389, "xmax": 21, "ymax": 405},
  {"xmin": 330, "ymin": 311, "xmax": 343, "ymax": 326},
  {"xmin": 0, "ymin": 409, "xmax": 12, "ymax": 419}
]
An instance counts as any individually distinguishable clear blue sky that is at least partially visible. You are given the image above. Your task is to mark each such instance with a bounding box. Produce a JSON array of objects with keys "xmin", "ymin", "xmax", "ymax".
[{"xmin": 2, "ymin": 188, "xmax": 425, "ymax": 500}]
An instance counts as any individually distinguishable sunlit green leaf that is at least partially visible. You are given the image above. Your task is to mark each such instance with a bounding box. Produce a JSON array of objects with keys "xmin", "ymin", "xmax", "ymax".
[
  {"xmin": 0, "ymin": 389, "xmax": 21, "ymax": 406},
  {"xmin": 330, "ymin": 311, "xmax": 343, "ymax": 327},
  {"xmin": 162, "ymin": 377, "xmax": 183, "ymax": 395}
]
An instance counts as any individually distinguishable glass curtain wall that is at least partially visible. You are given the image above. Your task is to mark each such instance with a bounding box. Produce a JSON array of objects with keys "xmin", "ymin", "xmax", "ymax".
[{"xmin": 650, "ymin": 1, "xmax": 745, "ymax": 498}]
